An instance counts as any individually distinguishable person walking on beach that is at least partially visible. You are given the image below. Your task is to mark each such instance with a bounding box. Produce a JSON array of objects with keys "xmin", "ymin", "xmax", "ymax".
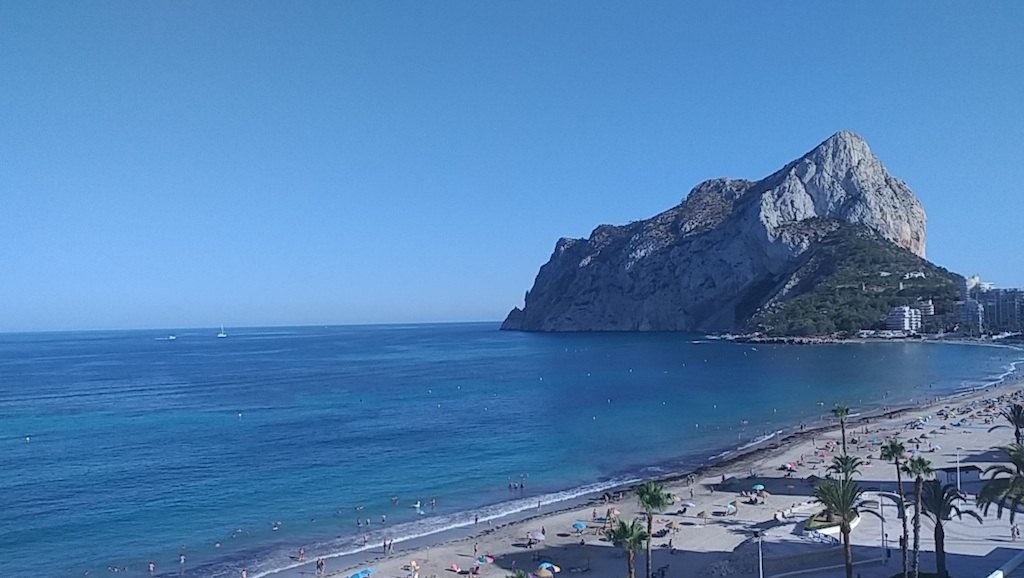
[
  {"xmin": 299, "ymin": 546, "xmax": 305, "ymax": 562},
  {"xmin": 240, "ymin": 569, "xmax": 247, "ymax": 578}
]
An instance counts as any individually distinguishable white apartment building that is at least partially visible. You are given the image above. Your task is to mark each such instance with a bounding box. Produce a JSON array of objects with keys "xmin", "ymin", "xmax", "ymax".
[{"xmin": 885, "ymin": 305, "xmax": 923, "ymax": 333}]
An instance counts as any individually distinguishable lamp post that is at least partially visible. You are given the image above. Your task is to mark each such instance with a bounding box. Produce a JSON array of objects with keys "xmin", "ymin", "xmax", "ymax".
[
  {"xmin": 757, "ymin": 531, "xmax": 764, "ymax": 578},
  {"xmin": 956, "ymin": 446, "xmax": 964, "ymax": 494}
]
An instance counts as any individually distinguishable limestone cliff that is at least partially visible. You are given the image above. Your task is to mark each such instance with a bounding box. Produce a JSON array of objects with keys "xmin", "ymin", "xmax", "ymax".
[{"xmin": 502, "ymin": 131, "xmax": 930, "ymax": 332}]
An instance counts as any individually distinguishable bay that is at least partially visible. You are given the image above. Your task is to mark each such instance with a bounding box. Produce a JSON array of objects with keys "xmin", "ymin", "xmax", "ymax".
[{"xmin": 0, "ymin": 323, "xmax": 1020, "ymax": 578}]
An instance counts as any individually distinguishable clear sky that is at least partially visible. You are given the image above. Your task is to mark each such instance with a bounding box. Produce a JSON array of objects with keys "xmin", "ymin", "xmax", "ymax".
[{"xmin": 2, "ymin": 2, "xmax": 1022, "ymax": 331}]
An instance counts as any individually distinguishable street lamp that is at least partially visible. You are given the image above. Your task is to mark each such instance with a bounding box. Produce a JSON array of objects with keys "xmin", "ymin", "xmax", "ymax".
[
  {"xmin": 956, "ymin": 446, "xmax": 964, "ymax": 494},
  {"xmin": 757, "ymin": 531, "xmax": 764, "ymax": 578}
]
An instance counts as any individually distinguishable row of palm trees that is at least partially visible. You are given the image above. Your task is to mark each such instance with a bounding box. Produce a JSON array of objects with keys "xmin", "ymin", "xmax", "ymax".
[
  {"xmin": 823, "ymin": 404, "xmax": 983, "ymax": 578},
  {"xmin": 597, "ymin": 403, "xmax": 1024, "ymax": 578}
]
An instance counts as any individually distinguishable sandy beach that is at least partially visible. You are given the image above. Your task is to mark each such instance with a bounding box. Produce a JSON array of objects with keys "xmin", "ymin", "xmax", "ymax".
[{"xmin": 242, "ymin": 350, "xmax": 1024, "ymax": 578}]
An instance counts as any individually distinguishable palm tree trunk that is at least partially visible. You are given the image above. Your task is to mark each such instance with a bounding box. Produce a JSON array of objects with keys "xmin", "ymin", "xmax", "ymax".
[
  {"xmin": 935, "ymin": 522, "xmax": 947, "ymax": 578},
  {"xmin": 627, "ymin": 549, "xmax": 636, "ymax": 578},
  {"xmin": 912, "ymin": 478, "xmax": 923, "ymax": 578},
  {"xmin": 842, "ymin": 524, "xmax": 853, "ymax": 578},
  {"xmin": 645, "ymin": 514, "xmax": 653, "ymax": 578},
  {"xmin": 840, "ymin": 418, "xmax": 847, "ymax": 455},
  {"xmin": 1016, "ymin": 427, "xmax": 1022, "ymax": 445},
  {"xmin": 896, "ymin": 463, "xmax": 909, "ymax": 578}
]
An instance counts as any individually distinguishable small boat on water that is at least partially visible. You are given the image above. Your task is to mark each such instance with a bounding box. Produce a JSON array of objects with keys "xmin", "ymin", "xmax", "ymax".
[
  {"xmin": 217, "ymin": 325, "xmax": 228, "ymax": 338},
  {"xmin": 167, "ymin": 335, "xmax": 177, "ymax": 340}
]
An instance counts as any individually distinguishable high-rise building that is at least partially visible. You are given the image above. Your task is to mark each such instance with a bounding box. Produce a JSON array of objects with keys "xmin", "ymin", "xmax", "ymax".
[
  {"xmin": 958, "ymin": 299, "xmax": 985, "ymax": 334},
  {"xmin": 978, "ymin": 289, "xmax": 1024, "ymax": 332}
]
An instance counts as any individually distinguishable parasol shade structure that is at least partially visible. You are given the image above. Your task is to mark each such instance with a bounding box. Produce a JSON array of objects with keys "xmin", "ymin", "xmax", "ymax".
[{"xmin": 752, "ymin": 484, "xmax": 765, "ymax": 491}]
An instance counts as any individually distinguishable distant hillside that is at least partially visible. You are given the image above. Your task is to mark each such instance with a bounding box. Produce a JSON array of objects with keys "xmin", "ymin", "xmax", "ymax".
[{"xmin": 746, "ymin": 223, "xmax": 962, "ymax": 336}]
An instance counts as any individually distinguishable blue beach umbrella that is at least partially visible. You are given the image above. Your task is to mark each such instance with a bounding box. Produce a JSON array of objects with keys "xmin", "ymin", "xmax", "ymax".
[
  {"xmin": 752, "ymin": 484, "xmax": 765, "ymax": 491},
  {"xmin": 572, "ymin": 522, "xmax": 587, "ymax": 530}
]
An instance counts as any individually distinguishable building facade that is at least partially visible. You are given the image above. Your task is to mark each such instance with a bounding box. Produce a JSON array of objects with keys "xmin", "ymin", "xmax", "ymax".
[{"xmin": 886, "ymin": 306, "xmax": 923, "ymax": 333}]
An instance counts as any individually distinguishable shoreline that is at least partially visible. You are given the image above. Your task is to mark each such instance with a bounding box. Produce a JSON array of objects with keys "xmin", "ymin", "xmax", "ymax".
[{"xmin": 254, "ymin": 343, "xmax": 1024, "ymax": 578}]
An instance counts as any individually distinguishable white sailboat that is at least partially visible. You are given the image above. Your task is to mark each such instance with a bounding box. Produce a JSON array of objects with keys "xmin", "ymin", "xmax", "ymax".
[{"xmin": 217, "ymin": 325, "xmax": 228, "ymax": 338}]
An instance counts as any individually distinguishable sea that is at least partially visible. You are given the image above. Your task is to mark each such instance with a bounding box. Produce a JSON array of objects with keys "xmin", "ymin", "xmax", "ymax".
[{"xmin": 1, "ymin": 323, "xmax": 1022, "ymax": 578}]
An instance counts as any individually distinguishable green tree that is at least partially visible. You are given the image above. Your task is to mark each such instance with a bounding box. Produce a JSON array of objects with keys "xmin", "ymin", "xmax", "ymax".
[
  {"xmin": 813, "ymin": 477, "xmax": 877, "ymax": 578},
  {"xmin": 880, "ymin": 439, "xmax": 910, "ymax": 578},
  {"xmin": 636, "ymin": 481, "xmax": 671, "ymax": 578},
  {"xmin": 831, "ymin": 405, "xmax": 851, "ymax": 455},
  {"xmin": 828, "ymin": 454, "xmax": 863, "ymax": 481},
  {"xmin": 605, "ymin": 519, "xmax": 649, "ymax": 578},
  {"xmin": 920, "ymin": 480, "xmax": 982, "ymax": 578},
  {"xmin": 505, "ymin": 571, "xmax": 528, "ymax": 578},
  {"xmin": 978, "ymin": 444, "xmax": 1024, "ymax": 522},
  {"xmin": 988, "ymin": 405, "xmax": 1024, "ymax": 445},
  {"xmin": 902, "ymin": 456, "xmax": 933, "ymax": 578}
]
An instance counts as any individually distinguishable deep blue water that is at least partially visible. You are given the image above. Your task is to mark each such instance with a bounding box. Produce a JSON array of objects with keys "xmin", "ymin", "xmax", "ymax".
[{"xmin": 1, "ymin": 324, "xmax": 1021, "ymax": 578}]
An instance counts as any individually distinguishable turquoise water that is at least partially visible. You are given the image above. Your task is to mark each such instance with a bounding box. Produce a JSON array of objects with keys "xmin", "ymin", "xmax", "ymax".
[{"xmin": 1, "ymin": 324, "xmax": 1020, "ymax": 578}]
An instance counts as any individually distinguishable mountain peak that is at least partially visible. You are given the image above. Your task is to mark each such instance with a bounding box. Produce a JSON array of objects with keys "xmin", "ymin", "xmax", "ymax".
[{"xmin": 803, "ymin": 130, "xmax": 875, "ymax": 169}]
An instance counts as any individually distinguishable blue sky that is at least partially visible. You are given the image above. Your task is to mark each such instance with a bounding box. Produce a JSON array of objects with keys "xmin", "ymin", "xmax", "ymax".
[{"xmin": 2, "ymin": 2, "xmax": 1022, "ymax": 331}]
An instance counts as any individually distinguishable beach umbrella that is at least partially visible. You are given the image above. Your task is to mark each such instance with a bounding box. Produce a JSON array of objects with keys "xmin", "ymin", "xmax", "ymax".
[
  {"xmin": 697, "ymin": 511, "xmax": 709, "ymax": 525},
  {"xmin": 752, "ymin": 484, "xmax": 765, "ymax": 491},
  {"xmin": 535, "ymin": 569, "xmax": 554, "ymax": 578},
  {"xmin": 572, "ymin": 521, "xmax": 587, "ymax": 530},
  {"xmin": 680, "ymin": 500, "xmax": 697, "ymax": 508},
  {"xmin": 538, "ymin": 563, "xmax": 560, "ymax": 572},
  {"xmin": 528, "ymin": 531, "xmax": 546, "ymax": 541},
  {"xmin": 477, "ymin": 556, "xmax": 494, "ymax": 565}
]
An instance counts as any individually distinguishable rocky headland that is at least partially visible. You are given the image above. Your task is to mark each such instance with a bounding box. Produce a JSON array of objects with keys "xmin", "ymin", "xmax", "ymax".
[{"xmin": 502, "ymin": 131, "xmax": 960, "ymax": 335}]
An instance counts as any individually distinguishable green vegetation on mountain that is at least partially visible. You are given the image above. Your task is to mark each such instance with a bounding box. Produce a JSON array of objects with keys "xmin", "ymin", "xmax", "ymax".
[{"xmin": 748, "ymin": 223, "xmax": 961, "ymax": 337}]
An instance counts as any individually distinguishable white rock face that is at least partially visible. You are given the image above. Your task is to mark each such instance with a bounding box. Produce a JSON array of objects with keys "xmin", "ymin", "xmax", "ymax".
[
  {"xmin": 502, "ymin": 132, "xmax": 929, "ymax": 332},
  {"xmin": 753, "ymin": 131, "xmax": 926, "ymax": 258}
]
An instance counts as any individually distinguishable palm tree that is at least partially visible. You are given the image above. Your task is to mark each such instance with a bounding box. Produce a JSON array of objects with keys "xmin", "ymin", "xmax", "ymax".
[
  {"xmin": 605, "ymin": 519, "xmax": 649, "ymax": 578},
  {"xmin": 828, "ymin": 454, "xmax": 863, "ymax": 481},
  {"xmin": 978, "ymin": 443, "xmax": 1024, "ymax": 522},
  {"xmin": 831, "ymin": 404, "xmax": 851, "ymax": 454},
  {"xmin": 880, "ymin": 439, "xmax": 910, "ymax": 578},
  {"xmin": 902, "ymin": 456, "xmax": 933, "ymax": 578},
  {"xmin": 988, "ymin": 405, "xmax": 1024, "ymax": 444},
  {"xmin": 920, "ymin": 480, "xmax": 982, "ymax": 578},
  {"xmin": 636, "ymin": 481, "xmax": 671, "ymax": 578},
  {"xmin": 506, "ymin": 571, "xmax": 528, "ymax": 578},
  {"xmin": 813, "ymin": 477, "xmax": 876, "ymax": 578}
]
